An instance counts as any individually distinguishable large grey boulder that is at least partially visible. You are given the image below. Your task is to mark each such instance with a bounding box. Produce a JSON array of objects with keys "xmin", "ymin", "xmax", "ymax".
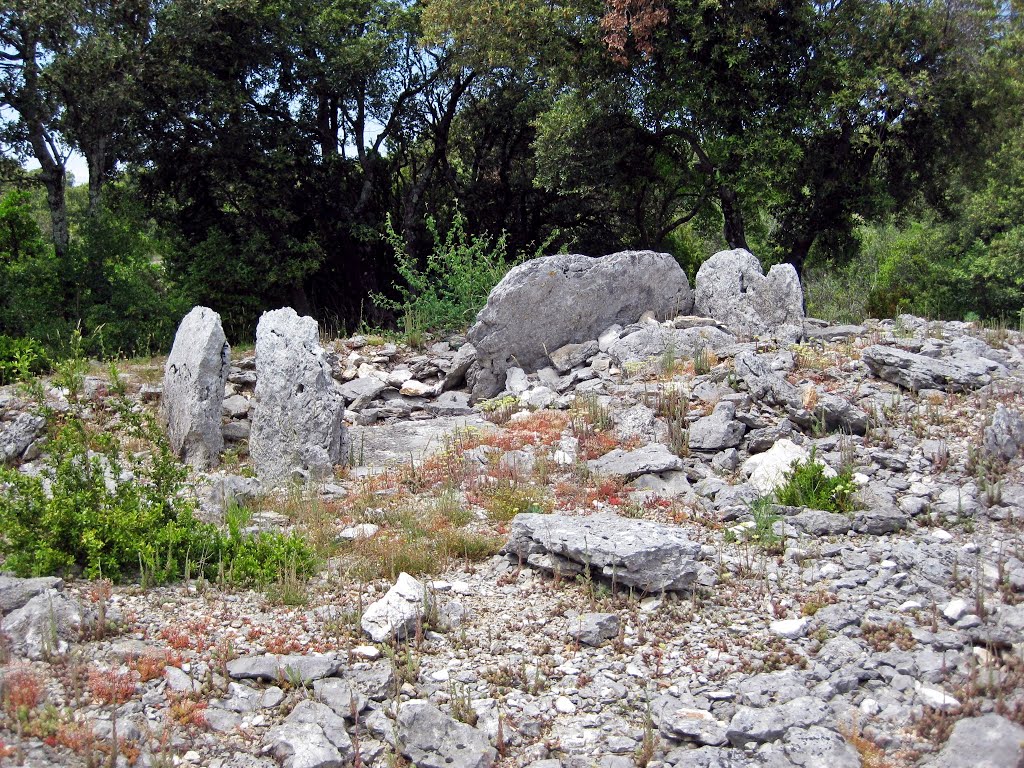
[
  {"xmin": 1, "ymin": 589, "xmax": 93, "ymax": 660},
  {"xmin": 397, "ymin": 700, "xmax": 496, "ymax": 768},
  {"xmin": 264, "ymin": 720, "xmax": 346, "ymax": 768},
  {"xmin": 725, "ymin": 696, "xmax": 832, "ymax": 747},
  {"xmin": 925, "ymin": 714, "xmax": 1024, "ymax": 768},
  {"xmin": 651, "ymin": 694, "xmax": 728, "ymax": 746},
  {"xmin": 781, "ymin": 726, "xmax": 861, "ymax": 768},
  {"xmin": 0, "ymin": 411, "xmax": 46, "ymax": 463},
  {"xmin": 694, "ymin": 249, "xmax": 804, "ymax": 337},
  {"xmin": 161, "ymin": 306, "xmax": 230, "ymax": 469},
  {"xmin": 467, "ymin": 251, "xmax": 693, "ymax": 400},
  {"xmin": 688, "ymin": 401, "xmax": 745, "ymax": 451},
  {"xmin": 250, "ymin": 308, "xmax": 345, "ymax": 486},
  {"xmin": 0, "ymin": 575, "xmax": 63, "ymax": 613},
  {"xmin": 504, "ymin": 513, "xmax": 703, "ymax": 592},
  {"xmin": 861, "ymin": 345, "xmax": 992, "ymax": 392},
  {"xmin": 983, "ymin": 404, "xmax": 1024, "ymax": 462}
]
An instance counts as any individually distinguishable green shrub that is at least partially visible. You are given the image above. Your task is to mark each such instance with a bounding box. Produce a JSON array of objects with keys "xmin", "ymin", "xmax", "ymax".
[
  {"xmin": 0, "ymin": 335, "xmax": 50, "ymax": 385},
  {"xmin": 0, "ymin": 414, "xmax": 315, "ymax": 586},
  {"xmin": 372, "ymin": 210, "xmax": 518, "ymax": 334},
  {"xmin": 774, "ymin": 452, "xmax": 858, "ymax": 513}
]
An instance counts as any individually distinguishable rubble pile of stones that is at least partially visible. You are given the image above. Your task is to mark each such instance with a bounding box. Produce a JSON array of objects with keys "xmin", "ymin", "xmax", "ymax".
[{"xmin": 2, "ymin": 249, "xmax": 1024, "ymax": 768}]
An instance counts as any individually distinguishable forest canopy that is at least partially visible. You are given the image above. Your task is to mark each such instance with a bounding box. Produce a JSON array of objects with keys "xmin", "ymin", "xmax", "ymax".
[{"xmin": 1, "ymin": 0, "xmax": 1022, "ymax": 356}]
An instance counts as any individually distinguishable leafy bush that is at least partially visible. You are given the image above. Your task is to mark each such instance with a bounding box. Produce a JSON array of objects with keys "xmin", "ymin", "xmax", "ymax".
[
  {"xmin": 0, "ymin": 335, "xmax": 49, "ymax": 385},
  {"xmin": 774, "ymin": 452, "xmax": 857, "ymax": 513},
  {"xmin": 0, "ymin": 414, "xmax": 315, "ymax": 586},
  {"xmin": 373, "ymin": 211, "xmax": 518, "ymax": 334}
]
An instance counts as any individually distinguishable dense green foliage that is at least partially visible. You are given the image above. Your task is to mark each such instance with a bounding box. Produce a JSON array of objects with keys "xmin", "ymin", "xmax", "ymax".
[
  {"xmin": 775, "ymin": 454, "xmax": 858, "ymax": 513},
  {"xmin": 0, "ymin": 335, "xmax": 49, "ymax": 385},
  {"xmin": 1, "ymin": 0, "xmax": 1022, "ymax": 350},
  {"xmin": 0, "ymin": 187, "xmax": 182, "ymax": 357},
  {"xmin": 0, "ymin": 413, "xmax": 315, "ymax": 586}
]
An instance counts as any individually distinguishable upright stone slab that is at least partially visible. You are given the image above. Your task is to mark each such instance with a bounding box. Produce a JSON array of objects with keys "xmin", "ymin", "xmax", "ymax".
[
  {"xmin": 694, "ymin": 249, "xmax": 804, "ymax": 337},
  {"xmin": 250, "ymin": 308, "xmax": 345, "ymax": 486},
  {"xmin": 467, "ymin": 251, "xmax": 694, "ymax": 400},
  {"xmin": 161, "ymin": 306, "xmax": 230, "ymax": 469}
]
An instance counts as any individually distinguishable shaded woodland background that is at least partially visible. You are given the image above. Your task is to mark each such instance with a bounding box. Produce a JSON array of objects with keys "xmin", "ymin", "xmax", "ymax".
[{"xmin": 1, "ymin": 0, "xmax": 1023, "ymax": 359}]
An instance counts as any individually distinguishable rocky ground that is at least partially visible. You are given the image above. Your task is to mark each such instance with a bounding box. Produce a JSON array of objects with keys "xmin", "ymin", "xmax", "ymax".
[{"xmin": 3, "ymin": 306, "xmax": 1024, "ymax": 768}]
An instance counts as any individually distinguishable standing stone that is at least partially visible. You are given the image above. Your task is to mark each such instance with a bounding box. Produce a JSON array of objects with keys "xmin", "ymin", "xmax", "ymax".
[
  {"xmin": 250, "ymin": 308, "xmax": 345, "ymax": 486},
  {"xmin": 468, "ymin": 251, "xmax": 694, "ymax": 400},
  {"xmin": 694, "ymin": 249, "xmax": 804, "ymax": 337},
  {"xmin": 161, "ymin": 306, "xmax": 230, "ymax": 469}
]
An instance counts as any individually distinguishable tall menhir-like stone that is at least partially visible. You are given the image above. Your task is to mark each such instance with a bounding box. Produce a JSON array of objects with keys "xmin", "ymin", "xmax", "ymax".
[
  {"xmin": 250, "ymin": 307, "xmax": 345, "ymax": 486},
  {"xmin": 161, "ymin": 306, "xmax": 230, "ymax": 469}
]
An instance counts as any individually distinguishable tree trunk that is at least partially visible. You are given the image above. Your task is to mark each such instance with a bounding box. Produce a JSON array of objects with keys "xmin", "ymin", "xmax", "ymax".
[
  {"xmin": 719, "ymin": 184, "xmax": 748, "ymax": 251},
  {"xmin": 31, "ymin": 148, "xmax": 69, "ymax": 260},
  {"xmin": 86, "ymin": 138, "xmax": 107, "ymax": 216},
  {"xmin": 785, "ymin": 234, "xmax": 815, "ymax": 279}
]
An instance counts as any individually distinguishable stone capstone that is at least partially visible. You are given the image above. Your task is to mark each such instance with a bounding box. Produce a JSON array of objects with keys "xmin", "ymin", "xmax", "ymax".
[
  {"xmin": 467, "ymin": 251, "xmax": 693, "ymax": 400},
  {"xmin": 586, "ymin": 443, "xmax": 684, "ymax": 481},
  {"xmin": 693, "ymin": 249, "xmax": 804, "ymax": 337},
  {"xmin": 504, "ymin": 513, "xmax": 703, "ymax": 593},
  {"xmin": 226, "ymin": 654, "xmax": 340, "ymax": 684},
  {"xmin": 161, "ymin": 306, "xmax": 230, "ymax": 469},
  {"xmin": 396, "ymin": 700, "xmax": 496, "ymax": 768},
  {"xmin": 250, "ymin": 308, "xmax": 345, "ymax": 486}
]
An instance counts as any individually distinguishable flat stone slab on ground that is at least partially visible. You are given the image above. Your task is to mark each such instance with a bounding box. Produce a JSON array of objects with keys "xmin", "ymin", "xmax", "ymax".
[
  {"xmin": 504, "ymin": 512, "xmax": 703, "ymax": 592},
  {"xmin": 348, "ymin": 415, "xmax": 489, "ymax": 469},
  {"xmin": 397, "ymin": 700, "xmax": 496, "ymax": 768},
  {"xmin": 586, "ymin": 443, "xmax": 684, "ymax": 480},
  {"xmin": 226, "ymin": 654, "xmax": 340, "ymax": 684},
  {"xmin": 862, "ymin": 344, "xmax": 993, "ymax": 392}
]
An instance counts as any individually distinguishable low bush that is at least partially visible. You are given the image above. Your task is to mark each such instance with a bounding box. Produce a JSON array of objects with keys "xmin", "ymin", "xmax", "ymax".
[
  {"xmin": 0, "ymin": 413, "xmax": 314, "ymax": 586},
  {"xmin": 0, "ymin": 335, "xmax": 49, "ymax": 384},
  {"xmin": 774, "ymin": 452, "xmax": 857, "ymax": 513},
  {"xmin": 372, "ymin": 210, "xmax": 520, "ymax": 335}
]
